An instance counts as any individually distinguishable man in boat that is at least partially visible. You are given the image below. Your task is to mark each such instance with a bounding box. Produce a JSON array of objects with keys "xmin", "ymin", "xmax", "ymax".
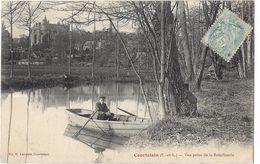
[{"xmin": 94, "ymin": 96, "xmax": 114, "ymax": 120}]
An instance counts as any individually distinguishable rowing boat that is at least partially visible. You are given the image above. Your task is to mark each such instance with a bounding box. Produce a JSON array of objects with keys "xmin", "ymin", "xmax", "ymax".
[{"xmin": 65, "ymin": 108, "xmax": 150, "ymax": 137}]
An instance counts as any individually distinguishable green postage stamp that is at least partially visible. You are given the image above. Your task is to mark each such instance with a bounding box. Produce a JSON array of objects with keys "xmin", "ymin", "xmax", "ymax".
[{"xmin": 201, "ymin": 9, "xmax": 253, "ymax": 62}]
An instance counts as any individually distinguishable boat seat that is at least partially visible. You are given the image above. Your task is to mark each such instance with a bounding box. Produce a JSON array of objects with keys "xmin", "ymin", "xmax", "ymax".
[
  {"xmin": 68, "ymin": 108, "xmax": 82, "ymax": 114},
  {"xmin": 127, "ymin": 116, "xmax": 137, "ymax": 122},
  {"xmin": 78, "ymin": 113, "xmax": 91, "ymax": 118},
  {"xmin": 135, "ymin": 118, "xmax": 144, "ymax": 122},
  {"xmin": 118, "ymin": 115, "xmax": 129, "ymax": 122}
]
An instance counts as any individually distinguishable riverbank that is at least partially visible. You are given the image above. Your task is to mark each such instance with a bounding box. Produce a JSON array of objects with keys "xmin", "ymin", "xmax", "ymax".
[
  {"xmin": 2, "ymin": 65, "xmax": 254, "ymax": 147},
  {"xmin": 1, "ymin": 75, "xmax": 88, "ymax": 91},
  {"xmin": 1, "ymin": 74, "xmax": 144, "ymax": 92},
  {"xmin": 1, "ymin": 65, "xmax": 153, "ymax": 91},
  {"xmin": 127, "ymin": 78, "xmax": 253, "ymax": 147}
]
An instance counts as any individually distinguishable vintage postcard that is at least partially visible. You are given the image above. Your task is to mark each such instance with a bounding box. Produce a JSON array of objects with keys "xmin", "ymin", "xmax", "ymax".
[{"xmin": 1, "ymin": 0, "xmax": 255, "ymax": 163}]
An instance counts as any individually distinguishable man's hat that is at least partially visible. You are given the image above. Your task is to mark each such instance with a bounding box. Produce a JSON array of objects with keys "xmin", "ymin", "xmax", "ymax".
[{"xmin": 99, "ymin": 96, "xmax": 106, "ymax": 99}]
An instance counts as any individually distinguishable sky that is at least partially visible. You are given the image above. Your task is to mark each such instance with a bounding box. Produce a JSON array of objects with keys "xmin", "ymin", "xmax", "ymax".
[
  {"xmin": 9, "ymin": 10, "xmax": 136, "ymax": 38},
  {"xmin": 1, "ymin": 1, "xmax": 138, "ymax": 38},
  {"xmin": 1, "ymin": 1, "xmax": 199, "ymax": 38}
]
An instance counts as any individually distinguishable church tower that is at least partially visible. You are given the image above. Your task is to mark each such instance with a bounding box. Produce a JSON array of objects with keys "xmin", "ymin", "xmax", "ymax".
[{"xmin": 42, "ymin": 16, "xmax": 48, "ymax": 31}]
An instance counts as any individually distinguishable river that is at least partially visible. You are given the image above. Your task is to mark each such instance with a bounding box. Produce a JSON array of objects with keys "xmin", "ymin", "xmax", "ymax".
[{"xmin": 1, "ymin": 82, "xmax": 158, "ymax": 163}]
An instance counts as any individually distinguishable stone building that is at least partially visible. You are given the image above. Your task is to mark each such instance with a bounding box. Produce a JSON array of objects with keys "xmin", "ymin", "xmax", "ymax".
[{"xmin": 31, "ymin": 16, "xmax": 69, "ymax": 47}]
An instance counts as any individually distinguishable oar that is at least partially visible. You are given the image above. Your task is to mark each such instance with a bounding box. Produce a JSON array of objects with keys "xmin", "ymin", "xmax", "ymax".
[
  {"xmin": 73, "ymin": 109, "xmax": 98, "ymax": 138},
  {"xmin": 117, "ymin": 107, "xmax": 137, "ymax": 116}
]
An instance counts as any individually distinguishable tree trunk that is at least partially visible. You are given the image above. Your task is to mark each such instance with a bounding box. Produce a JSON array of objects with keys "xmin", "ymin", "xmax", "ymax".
[
  {"xmin": 92, "ymin": 13, "xmax": 96, "ymax": 81},
  {"xmin": 167, "ymin": 33, "xmax": 197, "ymax": 116},
  {"xmin": 179, "ymin": 1, "xmax": 194, "ymax": 82},
  {"xmin": 237, "ymin": 51, "xmax": 244, "ymax": 79},
  {"xmin": 241, "ymin": 43, "xmax": 247, "ymax": 78},
  {"xmin": 10, "ymin": 2, "xmax": 14, "ymax": 78},
  {"xmin": 246, "ymin": 33, "xmax": 252, "ymax": 76},
  {"xmin": 185, "ymin": 2, "xmax": 196, "ymax": 73},
  {"xmin": 132, "ymin": 1, "xmax": 197, "ymax": 117},
  {"xmin": 158, "ymin": 1, "xmax": 166, "ymax": 119},
  {"xmin": 192, "ymin": 46, "xmax": 208, "ymax": 91},
  {"xmin": 239, "ymin": 2, "xmax": 247, "ymax": 78},
  {"xmin": 28, "ymin": 26, "xmax": 31, "ymax": 78},
  {"xmin": 116, "ymin": 21, "xmax": 119, "ymax": 80},
  {"xmin": 69, "ymin": 24, "xmax": 72, "ymax": 75},
  {"xmin": 193, "ymin": 1, "xmax": 220, "ymax": 90},
  {"xmin": 246, "ymin": 2, "xmax": 253, "ymax": 76},
  {"xmin": 226, "ymin": 1, "xmax": 232, "ymax": 10},
  {"xmin": 150, "ymin": 1, "xmax": 197, "ymax": 116},
  {"xmin": 146, "ymin": 53, "xmax": 149, "ymax": 69},
  {"xmin": 210, "ymin": 54, "xmax": 223, "ymax": 80}
]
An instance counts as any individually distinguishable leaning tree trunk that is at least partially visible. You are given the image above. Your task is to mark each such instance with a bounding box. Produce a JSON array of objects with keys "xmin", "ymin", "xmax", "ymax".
[
  {"xmin": 193, "ymin": 46, "xmax": 208, "ymax": 91},
  {"xmin": 192, "ymin": 1, "xmax": 220, "ymax": 91}
]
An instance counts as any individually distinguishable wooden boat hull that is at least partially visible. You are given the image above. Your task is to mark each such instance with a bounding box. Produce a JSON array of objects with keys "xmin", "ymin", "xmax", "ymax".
[{"xmin": 65, "ymin": 108, "xmax": 149, "ymax": 137}]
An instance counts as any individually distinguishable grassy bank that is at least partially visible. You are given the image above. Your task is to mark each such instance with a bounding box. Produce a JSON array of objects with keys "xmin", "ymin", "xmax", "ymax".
[{"xmin": 127, "ymin": 78, "xmax": 253, "ymax": 147}]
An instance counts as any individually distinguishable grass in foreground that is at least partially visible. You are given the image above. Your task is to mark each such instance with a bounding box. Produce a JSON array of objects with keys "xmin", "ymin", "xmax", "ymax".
[{"xmin": 127, "ymin": 78, "xmax": 253, "ymax": 147}]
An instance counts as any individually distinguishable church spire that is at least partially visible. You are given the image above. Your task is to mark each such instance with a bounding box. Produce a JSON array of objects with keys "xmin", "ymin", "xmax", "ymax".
[{"xmin": 43, "ymin": 16, "xmax": 48, "ymax": 24}]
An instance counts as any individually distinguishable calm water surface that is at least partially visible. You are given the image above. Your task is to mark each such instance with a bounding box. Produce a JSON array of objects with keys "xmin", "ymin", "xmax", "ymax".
[{"xmin": 1, "ymin": 82, "xmax": 158, "ymax": 163}]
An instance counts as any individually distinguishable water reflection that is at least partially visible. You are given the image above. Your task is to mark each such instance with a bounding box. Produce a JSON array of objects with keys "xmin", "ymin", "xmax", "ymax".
[
  {"xmin": 1, "ymin": 82, "xmax": 158, "ymax": 163},
  {"xmin": 115, "ymin": 83, "xmax": 119, "ymax": 114},
  {"xmin": 25, "ymin": 90, "xmax": 31, "ymax": 163},
  {"xmin": 6, "ymin": 92, "xmax": 13, "ymax": 162},
  {"xmin": 17, "ymin": 83, "xmax": 153, "ymax": 116},
  {"xmin": 91, "ymin": 83, "xmax": 95, "ymax": 111},
  {"xmin": 64, "ymin": 125, "xmax": 129, "ymax": 163},
  {"xmin": 94, "ymin": 147, "xmax": 105, "ymax": 163}
]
